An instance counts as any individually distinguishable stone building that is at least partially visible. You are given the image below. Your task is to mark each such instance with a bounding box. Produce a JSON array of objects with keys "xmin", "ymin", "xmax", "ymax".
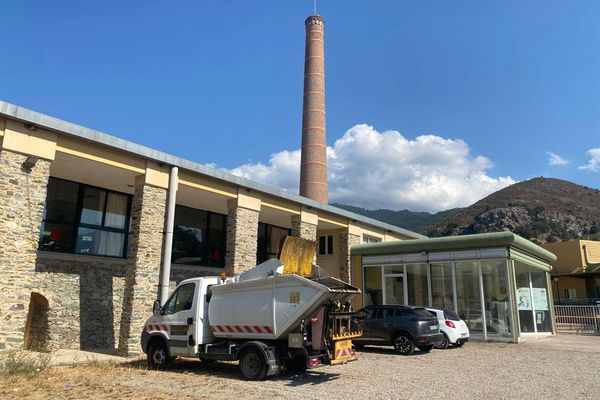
[{"xmin": 0, "ymin": 101, "xmax": 423, "ymax": 354}]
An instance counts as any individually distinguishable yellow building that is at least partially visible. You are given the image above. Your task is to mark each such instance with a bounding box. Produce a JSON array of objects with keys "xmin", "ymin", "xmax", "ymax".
[
  {"xmin": 542, "ymin": 240, "xmax": 600, "ymax": 303},
  {"xmin": 0, "ymin": 100, "xmax": 423, "ymax": 354}
]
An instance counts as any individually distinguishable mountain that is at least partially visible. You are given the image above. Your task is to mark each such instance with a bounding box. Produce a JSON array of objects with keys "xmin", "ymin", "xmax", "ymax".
[
  {"xmin": 332, "ymin": 203, "xmax": 461, "ymax": 233},
  {"xmin": 336, "ymin": 177, "xmax": 600, "ymax": 244},
  {"xmin": 424, "ymin": 177, "xmax": 600, "ymax": 242}
]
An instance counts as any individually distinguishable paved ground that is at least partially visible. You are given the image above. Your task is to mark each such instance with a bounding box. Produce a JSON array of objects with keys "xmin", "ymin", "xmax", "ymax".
[{"xmin": 2, "ymin": 335, "xmax": 600, "ymax": 399}]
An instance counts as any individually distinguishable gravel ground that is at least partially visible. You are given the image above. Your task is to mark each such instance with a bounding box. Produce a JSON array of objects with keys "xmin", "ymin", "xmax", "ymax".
[{"xmin": 3, "ymin": 337, "xmax": 600, "ymax": 399}]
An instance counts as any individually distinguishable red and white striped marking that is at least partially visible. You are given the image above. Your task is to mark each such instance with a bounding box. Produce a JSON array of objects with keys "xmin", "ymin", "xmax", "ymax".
[
  {"xmin": 335, "ymin": 348, "xmax": 355, "ymax": 359},
  {"xmin": 144, "ymin": 324, "xmax": 169, "ymax": 332},
  {"xmin": 210, "ymin": 325, "xmax": 274, "ymax": 334}
]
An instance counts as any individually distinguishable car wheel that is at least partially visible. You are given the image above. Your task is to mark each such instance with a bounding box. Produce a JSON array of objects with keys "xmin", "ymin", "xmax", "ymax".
[
  {"xmin": 239, "ymin": 348, "xmax": 268, "ymax": 381},
  {"xmin": 453, "ymin": 341, "xmax": 465, "ymax": 348},
  {"xmin": 147, "ymin": 341, "xmax": 172, "ymax": 369},
  {"xmin": 434, "ymin": 333, "xmax": 450, "ymax": 349},
  {"xmin": 393, "ymin": 334, "xmax": 415, "ymax": 355},
  {"xmin": 417, "ymin": 345, "xmax": 434, "ymax": 353}
]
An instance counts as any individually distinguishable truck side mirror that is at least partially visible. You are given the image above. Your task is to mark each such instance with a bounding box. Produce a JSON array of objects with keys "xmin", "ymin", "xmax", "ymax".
[{"xmin": 152, "ymin": 300, "xmax": 162, "ymax": 316}]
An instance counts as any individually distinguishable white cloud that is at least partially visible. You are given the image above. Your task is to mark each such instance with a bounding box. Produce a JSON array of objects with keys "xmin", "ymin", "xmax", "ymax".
[
  {"xmin": 579, "ymin": 148, "xmax": 600, "ymax": 172},
  {"xmin": 228, "ymin": 124, "xmax": 515, "ymax": 212},
  {"xmin": 546, "ymin": 151, "xmax": 570, "ymax": 166}
]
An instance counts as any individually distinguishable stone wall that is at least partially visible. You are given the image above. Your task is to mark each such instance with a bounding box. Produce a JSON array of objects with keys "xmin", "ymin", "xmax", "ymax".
[
  {"xmin": 291, "ymin": 216, "xmax": 318, "ymax": 242},
  {"xmin": 118, "ymin": 183, "xmax": 167, "ymax": 355},
  {"xmin": 0, "ymin": 150, "xmax": 51, "ymax": 351},
  {"xmin": 33, "ymin": 254, "xmax": 128, "ymax": 351},
  {"xmin": 339, "ymin": 232, "xmax": 361, "ymax": 283},
  {"xmin": 225, "ymin": 205, "xmax": 259, "ymax": 275}
]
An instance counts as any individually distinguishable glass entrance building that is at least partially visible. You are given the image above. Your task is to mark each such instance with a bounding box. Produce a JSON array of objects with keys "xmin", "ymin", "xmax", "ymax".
[{"xmin": 351, "ymin": 232, "xmax": 557, "ymax": 341}]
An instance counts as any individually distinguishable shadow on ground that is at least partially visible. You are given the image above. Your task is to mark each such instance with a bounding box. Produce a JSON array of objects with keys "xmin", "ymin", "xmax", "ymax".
[{"xmin": 121, "ymin": 358, "xmax": 343, "ymax": 384}]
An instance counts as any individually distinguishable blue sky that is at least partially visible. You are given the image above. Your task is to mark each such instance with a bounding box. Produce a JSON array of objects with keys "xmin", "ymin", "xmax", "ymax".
[{"xmin": 2, "ymin": 1, "xmax": 599, "ymax": 211}]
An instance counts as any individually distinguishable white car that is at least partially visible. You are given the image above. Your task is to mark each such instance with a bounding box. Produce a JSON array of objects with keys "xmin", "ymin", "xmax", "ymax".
[{"xmin": 426, "ymin": 308, "xmax": 469, "ymax": 349}]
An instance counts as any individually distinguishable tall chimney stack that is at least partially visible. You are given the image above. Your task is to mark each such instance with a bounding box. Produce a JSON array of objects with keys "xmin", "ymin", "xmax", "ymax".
[{"xmin": 299, "ymin": 15, "xmax": 328, "ymax": 203}]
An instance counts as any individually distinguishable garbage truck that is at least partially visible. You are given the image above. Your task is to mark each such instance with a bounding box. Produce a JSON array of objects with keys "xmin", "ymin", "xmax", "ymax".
[{"xmin": 141, "ymin": 236, "xmax": 362, "ymax": 380}]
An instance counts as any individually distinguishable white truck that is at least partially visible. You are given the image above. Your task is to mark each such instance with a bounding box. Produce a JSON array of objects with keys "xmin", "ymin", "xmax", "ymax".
[{"xmin": 141, "ymin": 237, "xmax": 361, "ymax": 380}]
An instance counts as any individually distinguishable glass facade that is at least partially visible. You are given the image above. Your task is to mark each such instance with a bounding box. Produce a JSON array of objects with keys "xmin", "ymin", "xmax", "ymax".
[
  {"xmin": 361, "ymin": 252, "xmax": 554, "ymax": 341},
  {"xmin": 172, "ymin": 205, "xmax": 227, "ymax": 268},
  {"xmin": 39, "ymin": 177, "xmax": 132, "ymax": 258},
  {"xmin": 257, "ymin": 223, "xmax": 290, "ymax": 264}
]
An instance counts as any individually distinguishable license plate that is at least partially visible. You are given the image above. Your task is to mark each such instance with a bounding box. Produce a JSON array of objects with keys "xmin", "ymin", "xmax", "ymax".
[{"xmin": 429, "ymin": 325, "xmax": 438, "ymax": 331}]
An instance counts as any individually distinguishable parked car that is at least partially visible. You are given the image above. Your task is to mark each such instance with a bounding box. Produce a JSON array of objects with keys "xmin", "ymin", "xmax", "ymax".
[
  {"xmin": 352, "ymin": 305, "xmax": 443, "ymax": 355},
  {"xmin": 426, "ymin": 308, "xmax": 469, "ymax": 349}
]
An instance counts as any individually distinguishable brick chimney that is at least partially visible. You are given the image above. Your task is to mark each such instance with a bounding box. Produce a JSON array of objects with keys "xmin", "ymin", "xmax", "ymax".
[{"xmin": 299, "ymin": 15, "xmax": 328, "ymax": 203}]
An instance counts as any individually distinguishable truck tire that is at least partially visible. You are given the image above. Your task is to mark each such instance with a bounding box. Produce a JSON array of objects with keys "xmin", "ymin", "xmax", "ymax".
[
  {"xmin": 393, "ymin": 333, "xmax": 415, "ymax": 356},
  {"xmin": 147, "ymin": 341, "xmax": 172, "ymax": 369},
  {"xmin": 239, "ymin": 348, "xmax": 268, "ymax": 381}
]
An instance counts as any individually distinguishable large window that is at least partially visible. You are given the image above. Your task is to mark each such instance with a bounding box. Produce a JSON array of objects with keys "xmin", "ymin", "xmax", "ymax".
[
  {"xmin": 172, "ymin": 205, "xmax": 227, "ymax": 268},
  {"xmin": 39, "ymin": 177, "xmax": 132, "ymax": 258},
  {"xmin": 257, "ymin": 223, "xmax": 290, "ymax": 264},
  {"xmin": 430, "ymin": 262, "xmax": 454, "ymax": 310},
  {"xmin": 406, "ymin": 263, "xmax": 429, "ymax": 307},
  {"xmin": 481, "ymin": 260, "xmax": 511, "ymax": 338}
]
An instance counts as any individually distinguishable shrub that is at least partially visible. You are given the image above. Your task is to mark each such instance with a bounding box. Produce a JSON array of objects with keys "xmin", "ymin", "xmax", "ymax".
[{"xmin": 0, "ymin": 351, "xmax": 51, "ymax": 375}]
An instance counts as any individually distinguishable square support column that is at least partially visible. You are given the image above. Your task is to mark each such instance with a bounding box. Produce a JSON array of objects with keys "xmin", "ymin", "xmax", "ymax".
[
  {"xmin": 339, "ymin": 230, "xmax": 361, "ymax": 283},
  {"xmin": 225, "ymin": 191, "xmax": 261, "ymax": 275},
  {"xmin": 0, "ymin": 149, "xmax": 51, "ymax": 351},
  {"xmin": 291, "ymin": 207, "xmax": 318, "ymax": 242},
  {"xmin": 118, "ymin": 177, "xmax": 167, "ymax": 355}
]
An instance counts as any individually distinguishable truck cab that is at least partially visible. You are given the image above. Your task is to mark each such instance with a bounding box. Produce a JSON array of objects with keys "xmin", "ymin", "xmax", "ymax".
[{"xmin": 141, "ymin": 277, "xmax": 219, "ymax": 365}]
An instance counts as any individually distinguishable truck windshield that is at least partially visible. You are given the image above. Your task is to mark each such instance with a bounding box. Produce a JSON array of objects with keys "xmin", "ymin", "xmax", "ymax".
[{"xmin": 164, "ymin": 283, "xmax": 195, "ymax": 314}]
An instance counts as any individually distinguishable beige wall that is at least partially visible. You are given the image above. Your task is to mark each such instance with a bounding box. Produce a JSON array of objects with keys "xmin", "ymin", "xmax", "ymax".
[
  {"xmin": 316, "ymin": 229, "xmax": 342, "ymax": 278},
  {"xmin": 553, "ymin": 276, "xmax": 589, "ymax": 300},
  {"xmin": 544, "ymin": 240, "xmax": 600, "ymax": 274},
  {"xmin": 351, "ymin": 254, "xmax": 365, "ymax": 309}
]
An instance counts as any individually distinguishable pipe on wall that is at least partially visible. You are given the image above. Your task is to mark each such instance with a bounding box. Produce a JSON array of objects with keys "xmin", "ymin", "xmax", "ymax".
[{"xmin": 160, "ymin": 166, "xmax": 178, "ymax": 305}]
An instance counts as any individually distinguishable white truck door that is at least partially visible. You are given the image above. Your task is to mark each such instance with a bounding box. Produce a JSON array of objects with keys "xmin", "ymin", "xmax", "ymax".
[{"xmin": 161, "ymin": 282, "xmax": 198, "ymax": 356}]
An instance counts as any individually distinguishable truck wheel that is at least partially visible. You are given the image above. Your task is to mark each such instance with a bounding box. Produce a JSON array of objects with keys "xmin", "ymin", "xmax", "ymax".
[
  {"xmin": 393, "ymin": 334, "xmax": 415, "ymax": 356},
  {"xmin": 147, "ymin": 341, "xmax": 172, "ymax": 369},
  {"xmin": 239, "ymin": 348, "xmax": 268, "ymax": 380},
  {"xmin": 434, "ymin": 333, "xmax": 449, "ymax": 349}
]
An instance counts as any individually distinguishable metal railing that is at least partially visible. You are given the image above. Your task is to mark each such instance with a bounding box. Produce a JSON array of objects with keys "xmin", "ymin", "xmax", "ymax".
[{"xmin": 554, "ymin": 304, "xmax": 600, "ymax": 334}]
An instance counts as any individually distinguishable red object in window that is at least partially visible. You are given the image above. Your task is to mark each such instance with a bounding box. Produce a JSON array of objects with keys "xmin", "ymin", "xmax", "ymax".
[
  {"xmin": 49, "ymin": 228, "xmax": 62, "ymax": 242},
  {"xmin": 211, "ymin": 249, "xmax": 221, "ymax": 261}
]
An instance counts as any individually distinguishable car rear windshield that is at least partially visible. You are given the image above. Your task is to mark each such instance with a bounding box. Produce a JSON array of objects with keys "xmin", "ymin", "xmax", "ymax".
[
  {"xmin": 413, "ymin": 308, "xmax": 435, "ymax": 319},
  {"xmin": 444, "ymin": 310, "xmax": 461, "ymax": 321}
]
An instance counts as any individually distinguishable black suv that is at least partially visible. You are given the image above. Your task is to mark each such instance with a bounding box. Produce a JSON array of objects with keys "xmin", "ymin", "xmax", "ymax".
[{"xmin": 353, "ymin": 305, "xmax": 443, "ymax": 355}]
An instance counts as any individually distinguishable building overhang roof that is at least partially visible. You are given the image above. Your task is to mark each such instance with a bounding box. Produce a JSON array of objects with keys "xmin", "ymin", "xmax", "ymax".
[
  {"xmin": 0, "ymin": 100, "xmax": 425, "ymax": 240},
  {"xmin": 351, "ymin": 231, "xmax": 557, "ymax": 264}
]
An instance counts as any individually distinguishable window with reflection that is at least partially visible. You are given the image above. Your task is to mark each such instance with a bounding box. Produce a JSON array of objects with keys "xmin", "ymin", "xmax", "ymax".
[
  {"xmin": 455, "ymin": 261, "xmax": 483, "ymax": 334},
  {"xmin": 172, "ymin": 205, "xmax": 227, "ymax": 268},
  {"xmin": 430, "ymin": 262, "xmax": 454, "ymax": 310},
  {"xmin": 39, "ymin": 177, "xmax": 132, "ymax": 258},
  {"xmin": 481, "ymin": 260, "xmax": 512, "ymax": 337},
  {"xmin": 257, "ymin": 223, "xmax": 290, "ymax": 264},
  {"xmin": 364, "ymin": 266, "xmax": 383, "ymax": 306},
  {"xmin": 406, "ymin": 263, "xmax": 429, "ymax": 307}
]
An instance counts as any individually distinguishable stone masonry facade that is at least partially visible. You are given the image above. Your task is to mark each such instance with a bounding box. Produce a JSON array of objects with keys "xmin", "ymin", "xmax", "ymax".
[
  {"xmin": 291, "ymin": 216, "xmax": 318, "ymax": 242},
  {"xmin": 32, "ymin": 254, "xmax": 128, "ymax": 351},
  {"xmin": 0, "ymin": 150, "xmax": 51, "ymax": 352},
  {"xmin": 225, "ymin": 203, "xmax": 259, "ymax": 275},
  {"xmin": 118, "ymin": 183, "xmax": 167, "ymax": 355},
  {"xmin": 339, "ymin": 232, "xmax": 361, "ymax": 283}
]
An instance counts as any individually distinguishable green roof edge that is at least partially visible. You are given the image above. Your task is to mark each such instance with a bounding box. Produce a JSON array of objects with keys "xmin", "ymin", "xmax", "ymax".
[{"xmin": 351, "ymin": 231, "xmax": 557, "ymax": 263}]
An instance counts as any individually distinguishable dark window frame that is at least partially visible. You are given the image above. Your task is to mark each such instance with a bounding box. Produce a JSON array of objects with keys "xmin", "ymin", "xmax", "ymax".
[
  {"xmin": 318, "ymin": 235, "xmax": 334, "ymax": 256},
  {"xmin": 171, "ymin": 204, "xmax": 228, "ymax": 268},
  {"xmin": 257, "ymin": 222, "xmax": 291, "ymax": 264},
  {"xmin": 39, "ymin": 177, "xmax": 132, "ymax": 259}
]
